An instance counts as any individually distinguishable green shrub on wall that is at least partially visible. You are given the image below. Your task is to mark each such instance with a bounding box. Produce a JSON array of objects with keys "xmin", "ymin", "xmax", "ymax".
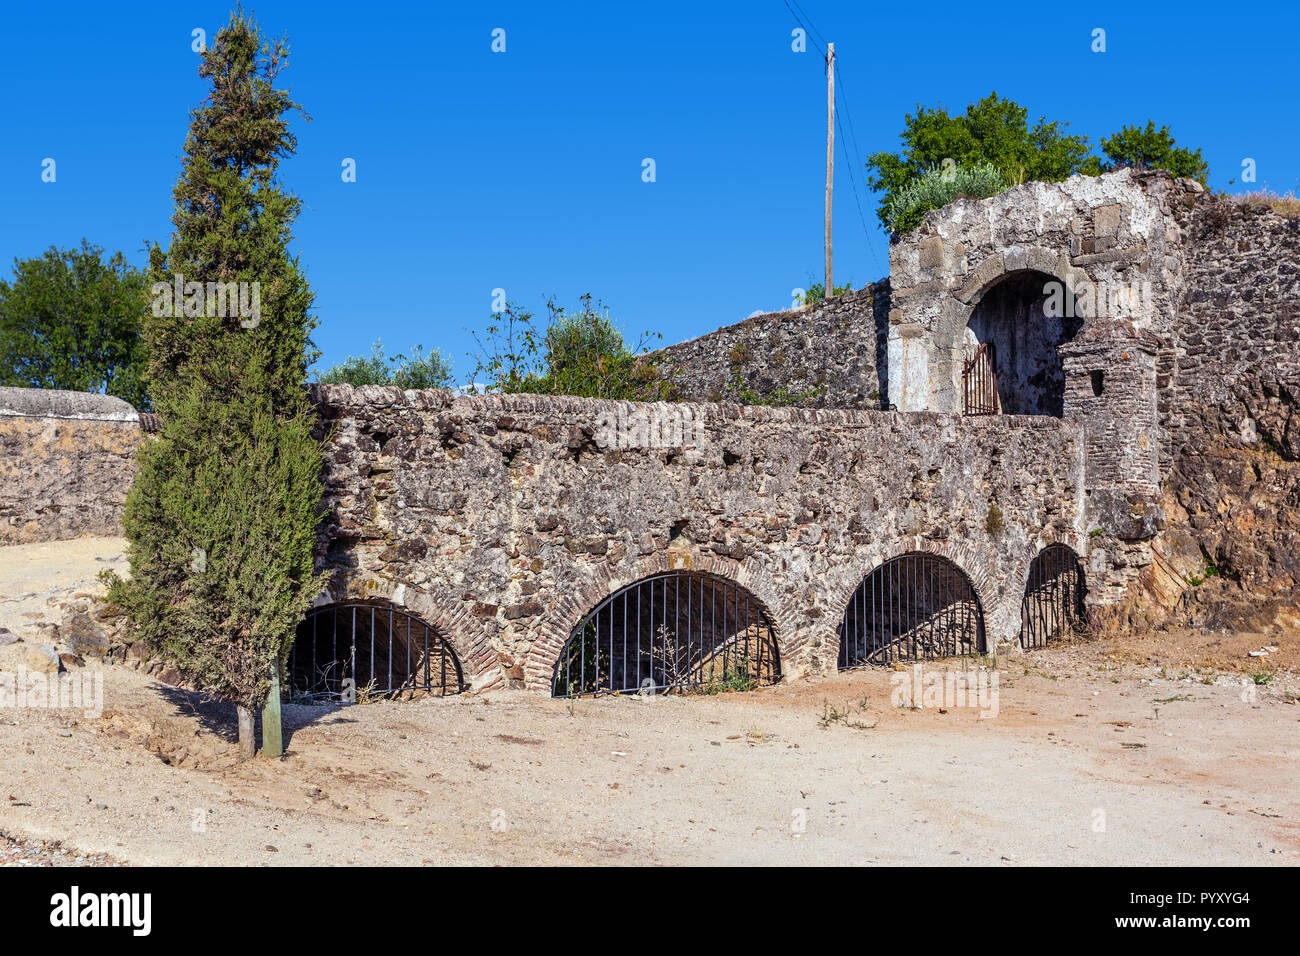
[{"xmin": 884, "ymin": 162, "xmax": 1009, "ymax": 234}]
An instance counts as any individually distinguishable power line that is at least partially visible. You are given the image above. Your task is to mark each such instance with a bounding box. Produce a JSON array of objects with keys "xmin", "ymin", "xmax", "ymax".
[
  {"xmin": 832, "ymin": 60, "xmax": 887, "ymax": 276},
  {"xmin": 781, "ymin": 0, "xmax": 824, "ymax": 56},
  {"xmin": 834, "ymin": 75, "xmax": 887, "ymax": 279},
  {"xmin": 779, "ymin": 1, "xmax": 888, "ymax": 279},
  {"xmin": 788, "ymin": 0, "xmax": 829, "ymax": 52}
]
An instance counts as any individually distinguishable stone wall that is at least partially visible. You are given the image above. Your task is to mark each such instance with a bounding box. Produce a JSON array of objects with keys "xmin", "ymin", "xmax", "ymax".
[
  {"xmin": 650, "ymin": 283, "xmax": 890, "ymax": 409},
  {"xmin": 886, "ymin": 168, "xmax": 1195, "ymax": 420},
  {"xmin": 0, "ymin": 388, "xmax": 143, "ymax": 545},
  {"xmin": 310, "ymin": 383, "xmax": 1088, "ymax": 692},
  {"xmin": 1131, "ymin": 197, "xmax": 1300, "ymax": 629},
  {"xmin": 1169, "ymin": 196, "xmax": 1300, "ymax": 445}
]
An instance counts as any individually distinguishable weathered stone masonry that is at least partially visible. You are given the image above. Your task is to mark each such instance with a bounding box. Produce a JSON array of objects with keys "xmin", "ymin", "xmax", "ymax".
[
  {"xmin": 652, "ymin": 284, "xmax": 890, "ymax": 409},
  {"xmin": 311, "ymin": 384, "xmax": 1087, "ymax": 691},
  {"xmin": 6, "ymin": 168, "xmax": 1296, "ymax": 686},
  {"xmin": 0, "ymin": 388, "xmax": 143, "ymax": 546}
]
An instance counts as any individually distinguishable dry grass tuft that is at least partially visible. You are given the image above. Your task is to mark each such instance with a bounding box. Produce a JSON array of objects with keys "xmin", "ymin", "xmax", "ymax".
[{"xmin": 1231, "ymin": 189, "xmax": 1300, "ymax": 218}]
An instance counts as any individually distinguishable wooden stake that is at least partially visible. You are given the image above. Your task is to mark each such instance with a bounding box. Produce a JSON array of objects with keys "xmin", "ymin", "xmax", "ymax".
[
  {"xmin": 261, "ymin": 661, "xmax": 283, "ymax": 758},
  {"xmin": 825, "ymin": 42, "xmax": 835, "ymax": 298}
]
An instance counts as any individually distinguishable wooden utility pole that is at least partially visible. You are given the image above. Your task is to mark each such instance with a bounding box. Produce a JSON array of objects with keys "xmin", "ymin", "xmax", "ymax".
[{"xmin": 825, "ymin": 42, "xmax": 835, "ymax": 297}]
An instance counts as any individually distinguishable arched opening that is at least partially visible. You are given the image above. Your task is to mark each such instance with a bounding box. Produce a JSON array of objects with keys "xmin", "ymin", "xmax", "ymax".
[
  {"xmin": 964, "ymin": 270, "xmax": 1083, "ymax": 416},
  {"xmin": 1020, "ymin": 544, "xmax": 1088, "ymax": 649},
  {"xmin": 288, "ymin": 599, "xmax": 465, "ymax": 701},
  {"xmin": 552, "ymin": 572, "xmax": 781, "ymax": 697},
  {"xmin": 838, "ymin": 552, "xmax": 985, "ymax": 667}
]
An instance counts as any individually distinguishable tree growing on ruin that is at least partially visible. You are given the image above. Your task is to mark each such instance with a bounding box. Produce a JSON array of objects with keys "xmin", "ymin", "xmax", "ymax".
[
  {"xmin": 106, "ymin": 10, "xmax": 327, "ymax": 757},
  {"xmin": 1083, "ymin": 121, "xmax": 1209, "ymax": 185},
  {"xmin": 866, "ymin": 93, "xmax": 1092, "ymax": 229},
  {"xmin": 0, "ymin": 240, "xmax": 151, "ymax": 409}
]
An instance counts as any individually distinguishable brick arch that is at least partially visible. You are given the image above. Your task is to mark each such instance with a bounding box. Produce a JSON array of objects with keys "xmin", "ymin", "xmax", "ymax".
[
  {"xmin": 313, "ymin": 571, "xmax": 500, "ymax": 691},
  {"xmin": 948, "ymin": 249, "xmax": 1093, "ymax": 342},
  {"xmin": 523, "ymin": 551, "xmax": 799, "ymax": 692},
  {"xmin": 823, "ymin": 536, "xmax": 993, "ymax": 665},
  {"xmin": 956, "ymin": 247, "xmax": 1093, "ymax": 308},
  {"xmin": 1007, "ymin": 530, "xmax": 1088, "ymax": 614}
]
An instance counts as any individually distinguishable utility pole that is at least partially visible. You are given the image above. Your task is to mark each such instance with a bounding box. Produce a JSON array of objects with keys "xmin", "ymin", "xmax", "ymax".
[{"xmin": 825, "ymin": 42, "xmax": 835, "ymax": 297}]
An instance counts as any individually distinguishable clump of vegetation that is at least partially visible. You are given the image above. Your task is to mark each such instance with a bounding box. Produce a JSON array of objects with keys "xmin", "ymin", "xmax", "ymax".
[
  {"xmin": 884, "ymin": 162, "xmax": 1009, "ymax": 234},
  {"xmin": 727, "ymin": 341, "xmax": 753, "ymax": 368},
  {"xmin": 867, "ymin": 93, "xmax": 1091, "ymax": 230},
  {"xmin": 1082, "ymin": 121, "xmax": 1208, "ymax": 184},
  {"xmin": 818, "ymin": 695, "xmax": 877, "ymax": 729},
  {"xmin": 0, "ymin": 240, "xmax": 151, "ymax": 409},
  {"xmin": 1250, "ymin": 667, "xmax": 1277, "ymax": 686},
  {"xmin": 700, "ymin": 660, "xmax": 759, "ymax": 695},
  {"xmin": 796, "ymin": 279, "xmax": 853, "ymax": 305},
  {"xmin": 724, "ymin": 371, "xmax": 824, "ymax": 407},
  {"xmin": 866, "ymin": 92, "xmax": 1210, "ymax": 234},
  {"xmin": 471, "ymin": 293, "xmax": 671, "ymax": 401},
  {"xmin": 317, "ymin": 340, "xmax": 453, "ymax": 389},
  {"xmin": 985, "ymin": 500, "xmax": 1005, "ymax": 536},
  {"xmin": 1231, "ymin": 190, "xmax": 1300, "ymax": 218}
]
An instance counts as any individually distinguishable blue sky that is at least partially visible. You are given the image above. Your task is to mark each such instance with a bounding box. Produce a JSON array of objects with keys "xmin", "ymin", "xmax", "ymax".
[{"xmin": 3, "ymin": 1, "xmax": 1298, "ymax": 381}]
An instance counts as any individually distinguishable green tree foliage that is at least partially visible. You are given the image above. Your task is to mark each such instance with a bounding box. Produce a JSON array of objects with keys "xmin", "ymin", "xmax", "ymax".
[
  {"xmin": 317, "ymin": 340, "xmax": 453, "ymax": 389},
  {"xmin": 107, "ymin": 10, "xmax": 326, "ymax": 757},
  {"xmin": 883, "ymin": 162, "xmax": 1009, "ymax": 233},
  {"xmin": 867, "ymin": 94, "xmax": 1211, "ymax": 235},
  {"xmin": 866, "ymin": 92, "xmax": 1092, "ymax": 231},
  {"xmin": 1084, "ymin": 121, "xmax": 1209, "ymax": 184},
  {"xmin": 0, "ymin": 240, "xmax": 151, "ymax": 408},
  {"xmin": 471, "ymin": 293, "xmax": 671, "ymax": 400}
]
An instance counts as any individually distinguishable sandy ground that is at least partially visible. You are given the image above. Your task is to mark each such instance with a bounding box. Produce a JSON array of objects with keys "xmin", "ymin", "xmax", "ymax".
[
  {"xmin": 1, "ymin": 538, "xmax": 1297, "ymax": 866},
  {"xmin": 0, "ymin": 537, "xmax": 128, "ymax": 635}
]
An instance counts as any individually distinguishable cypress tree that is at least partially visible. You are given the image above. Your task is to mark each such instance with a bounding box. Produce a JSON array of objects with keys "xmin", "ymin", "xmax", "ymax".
[{"xmin": 109, "ymin": 10, "xmax": 327, "ymax": 757}]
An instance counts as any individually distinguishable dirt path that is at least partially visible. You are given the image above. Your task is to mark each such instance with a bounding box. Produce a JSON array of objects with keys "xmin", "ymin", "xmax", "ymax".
[{"xmin": 1, "ymin": 538, "xmax": 1297, "ymax": 866}]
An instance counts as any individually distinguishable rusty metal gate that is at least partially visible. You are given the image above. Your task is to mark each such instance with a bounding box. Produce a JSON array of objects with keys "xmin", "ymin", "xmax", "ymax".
[
  {"xmin": 552, "ymin": 572, "xmax": 781, "ymax": 697},
  {"xmin": 838, "ymin": 552, "xmax": 985, "ymax": 667},
  {"xmin": 963, "ymin": 341, "xmax": 1000, "ymax": 415},
  {"xmin": 288, "ymin": 601, "xmax": 465, "ymax": 701},
  {"xmin": 1019, "ymin": 544, "xmax": 1087, "ymax": 649}
]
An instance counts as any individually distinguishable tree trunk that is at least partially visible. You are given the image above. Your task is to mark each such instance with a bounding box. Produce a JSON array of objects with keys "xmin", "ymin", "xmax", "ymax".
[{"xmin": 236, "ymin": 704, "xmax": 256, "ymax": 759}]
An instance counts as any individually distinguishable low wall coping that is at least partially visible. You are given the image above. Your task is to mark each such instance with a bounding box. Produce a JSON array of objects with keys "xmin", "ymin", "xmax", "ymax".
[
  {"xmin": 0, "ymin": 387, "xmax": 140, "ymax": 423},
  {"xmin": 308, "ymin": 383, "xmax": 1076, "ymax": 432}
]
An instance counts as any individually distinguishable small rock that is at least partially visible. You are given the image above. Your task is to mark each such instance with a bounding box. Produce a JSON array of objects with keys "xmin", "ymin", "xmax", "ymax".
[
  {"xmin": 0, "ymin": 629, "xmax": 19, "ymax": 647},
  {"xmin": 63, "ymin": 613, "xmax": 108, "ymax": 658},
  {"xmin": 24, "ymin": 644, "xmax": 62, "ymax": 675}
]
